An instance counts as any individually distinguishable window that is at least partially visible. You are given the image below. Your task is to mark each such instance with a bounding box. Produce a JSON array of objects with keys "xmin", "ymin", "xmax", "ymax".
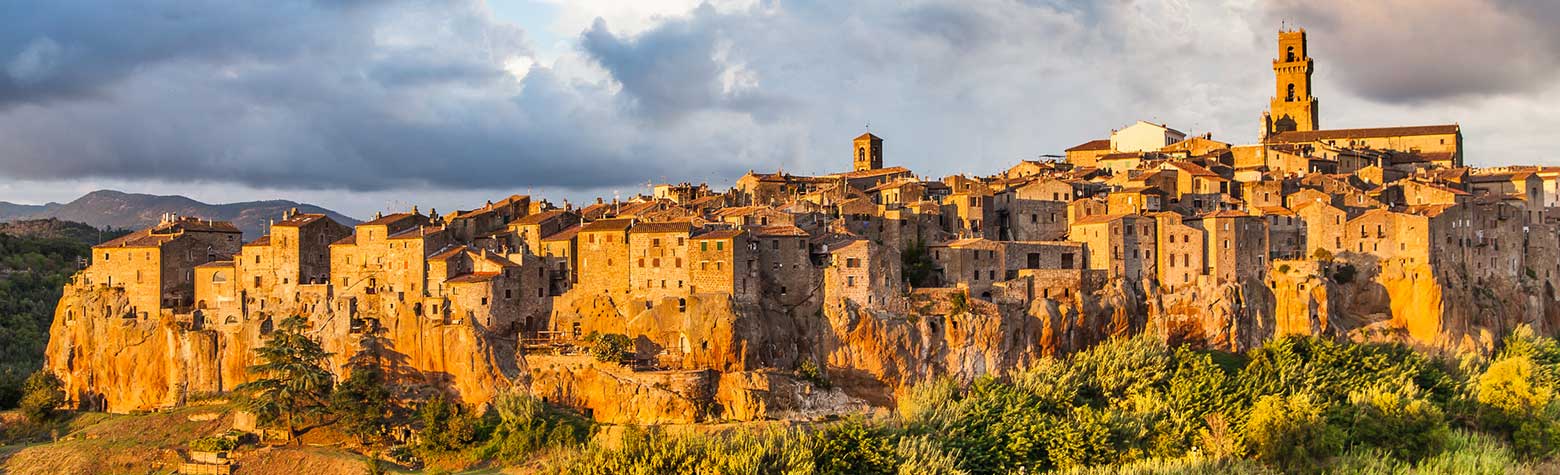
[
  {"xmin": 716, "ymin": 242, "xmax": 724, "ymax": 251},
  {"xmin": 847, "ymin": 276, "xmax": 856, "ymax": 287},
  {"xmin": 771, "ymin": 240, "xmax": 780, "ymax": 250},
  {"xmin": 701, "ymin": 241, "xmax": 708, "ymax": 251}
]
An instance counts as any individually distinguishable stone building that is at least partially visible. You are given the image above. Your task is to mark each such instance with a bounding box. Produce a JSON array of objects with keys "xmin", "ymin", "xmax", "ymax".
[{"xmin": 88, "ymin": 215, "xmax": 243, "ymax": 316}]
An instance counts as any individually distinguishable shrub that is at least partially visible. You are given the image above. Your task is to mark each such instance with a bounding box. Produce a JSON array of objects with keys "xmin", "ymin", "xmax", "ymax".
[
  {"xmin": 1339, "ymin": 383, "xmax": 1449, "ymax": 462},
  {"xmin": 188, "ymin": 432, "xmax": 242, "ymax": 452},
  {"xmin": 814, "ymin": 418, "xmax": 899, "ymax": 475},
  {"xmin": 1242, "ymin": 393, "xmax": 1340, "ymax": 473},
  {"xmin": 799, "ymin": 359, "xmax": 830, "ymax": 389},
  {"xmin": 479, "ymin": 390, "xmax": 591, "ymax": 464},
  {"xmin": 18, "ymin": 369, "xmax": 64, "ymax": 424},
  {"xmin": 895, "ymin": 434, "xmax": 966, "ymax": 475},
  {"xmin": 590, "ymin": 333, "xmax": 633, "ymax": 363},
  {"xmin": 416, "ymin": 394, "xmax": 481, "ymax": 451}
]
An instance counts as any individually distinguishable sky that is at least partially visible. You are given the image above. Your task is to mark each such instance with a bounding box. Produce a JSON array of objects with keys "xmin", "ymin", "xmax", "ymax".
[{"xmin": 1, "ymin": 0, "xmax": 1557, "ymax": 219}]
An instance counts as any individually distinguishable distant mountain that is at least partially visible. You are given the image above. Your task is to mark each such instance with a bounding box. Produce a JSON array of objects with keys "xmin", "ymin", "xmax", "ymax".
[
  {"xmin": 0, "ymin": 190, "xmax": 359, "ymax": 239},
  {"xmin": 0, "ymin": 218, "xmax": 132, "ymax": 245}
]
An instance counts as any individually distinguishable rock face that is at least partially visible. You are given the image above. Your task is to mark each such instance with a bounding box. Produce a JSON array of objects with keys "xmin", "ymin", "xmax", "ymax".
[
  {"xmin": 47, "ymin": 249, "xmax": 1560, "ymax": 422},
  {"xmin": 46, "ymin": 280, "xmax": 518, "ymax": 413}
]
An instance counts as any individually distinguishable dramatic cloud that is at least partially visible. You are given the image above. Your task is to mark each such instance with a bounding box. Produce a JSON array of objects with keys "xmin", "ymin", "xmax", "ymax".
[
  {"xmin": 0, "ymin": 0, "xmax": 1556, "ymax": 216},
  {"xmin": 1267, "ymin": 0, "xmax": 1560, "ymax": 103}
]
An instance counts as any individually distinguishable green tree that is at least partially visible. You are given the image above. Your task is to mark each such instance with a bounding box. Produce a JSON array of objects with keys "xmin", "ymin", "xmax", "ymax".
[
  {"xmin": 18, "ymin": 369, "xmax": 64, "ymax": 424},
  {"xmin": 1243, "ymin": 393, "xmax": 1340, "ymax": 473},
  {"xmin": 814, "ymin": 418, "xmax": 899, "ymax": 475},
  {"xmin": 1339, "ymin": 383, "xmax": 1449, "ymax": 462},
  {"xmin": 235, "ymin": 315, "xmax": 334, "ymax": 444},
  {"xmin": 590, "ymin": 333, "xmax": 633, "ymax": 363},
  {"xmin": 416, "ymin": 393, "xmax": 480, "ymax": 451},
  {"xmin": 330, "ymin": 328, "xmax": 395, "ymax": 444}
]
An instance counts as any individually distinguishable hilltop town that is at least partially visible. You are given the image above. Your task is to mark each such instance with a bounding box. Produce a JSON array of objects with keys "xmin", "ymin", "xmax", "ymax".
[{"xmin": 44, "ymin": 29, "xmax": 1560, "ymax": 425}]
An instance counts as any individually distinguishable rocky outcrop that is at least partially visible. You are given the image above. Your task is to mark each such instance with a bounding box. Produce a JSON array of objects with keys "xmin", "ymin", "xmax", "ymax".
[{"xmin": 46, "ymin": 281, "xmax": 518, "ymax": 413}]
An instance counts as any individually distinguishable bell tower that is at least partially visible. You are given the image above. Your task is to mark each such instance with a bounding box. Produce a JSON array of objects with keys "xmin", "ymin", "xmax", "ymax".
[
  {"xmin": 1266, "ymin": 28, "xmax": 1319, "ymax": 138},
  {"xmin": 853, "ymin": 133, "xmax": 883, "ymax": 171}
]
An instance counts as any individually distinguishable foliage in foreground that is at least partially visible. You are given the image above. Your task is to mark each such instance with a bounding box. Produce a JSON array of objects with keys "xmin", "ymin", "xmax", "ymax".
[{"xmin": 535, "ymin": 328, "xmax": 1560, "ymax": 474}]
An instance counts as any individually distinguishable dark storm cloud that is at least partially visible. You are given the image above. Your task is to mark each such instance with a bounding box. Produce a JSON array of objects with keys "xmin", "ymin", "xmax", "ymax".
[
  {"xmin": 1267, "ymin": 0, "xmax": 1560, "ymax": 103},
  {"xmin": 0, "ymin": 0, "xmax": 750, "ymax": 191}
]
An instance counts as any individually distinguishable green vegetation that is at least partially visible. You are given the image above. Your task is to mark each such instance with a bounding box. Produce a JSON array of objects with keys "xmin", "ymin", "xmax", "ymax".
[
  {"xmin": 18, "ymin": 369, "xmax": 64, "ymax": 424},
  {"xmin": 0, "ymin": 230, "xmax": 115, "ymax": 409},
  {"xmin": 901, "ymin": 239, "xmax": 938, "ymax": 288},
  {"xmin": 530, "ymin": 328, "xmax": 1560, "ymax": 474},
  {"xmin": 329, "ymin": 328, "xmax": 396, "ymax": 444},
  {"xmin": 589, "ymin": 333, "xmax": 633, "ymax": 363},
  {"xmin": 235, "ymin": 315, "xmax": 335, "ymax": 444}
]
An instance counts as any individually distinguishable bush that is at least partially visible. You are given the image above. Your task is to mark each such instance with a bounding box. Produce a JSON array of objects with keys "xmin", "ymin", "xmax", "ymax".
[
  {"xmin": 189, "ymin": 432, "xmax": 242, "ymax": 452},
  {"xmin": 814, "ymin": 418, "xmax": 899, "ymax": 475},
  {"xmin": 18, "ymin": 369, "xmax": 64, "ymax": 423},
  {"xmin": 590, "ymin": 333, "xmax": 633, "ymax": 363},
  {"xmin": 478, "ymin": 390, "xmax": 591, "ymax": 464},
  {"xmin": 1339, "ymin": 383, "xmax": 1449, "ymax": 462},
  {"xmin": 415, "ymin": 394, "xmax": 481, "ymax": 451},
  {"xmin": 1242, "ymin": 393, "xmax": 1340, "ymax": 473}
]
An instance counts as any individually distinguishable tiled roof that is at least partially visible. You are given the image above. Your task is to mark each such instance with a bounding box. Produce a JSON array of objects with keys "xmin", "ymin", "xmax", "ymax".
[
  {"xmin": 360, "ymin": 212, "xmax": 420, "ymax": 227},
  {"xmin": 1268, "ymin": 124, "xmax": 1460, "ymax": 143},
  {"xmin": 388, "ymin": 225, "xmax": 444, "ymax": 240},
  {"xmin": 629, "ymin": 221, "xmax": 692, "ymax": 234},
  {"xmin": 579, "ymin": 218, "xmax": 634, "ymax": 232},
  {"xmin": 692, "ymin": 228, "xmax": 745, "ymax": 240},
  {"xmin": 855, "ymin": 132, "xmax": 882, "ymax": 141},
  {"xmin": 1070, "ymin": 213, "xmax": 1130, "ymax": 225},
  {"xmin": 830, "ymin": 166, "xmax": 912, "ymax": 179},
  {"xmin": 510, "ymin": 209, "xmax": 570, "ymax": 226},
  {"xmin": 1065, "ymin": 139, "xmax": 1111, "ymax": 152},
  {"xmin": 446, "ymin": 272, "xmax": 500, "ymax": 284},
  {"xmin": 751, "ymin": 225, "xmax": 809, "ymax": 237},
  {"xmin": 243, "ymin": 235, "xmax": 272, "ymax": 247},
  {"xmin": 95, "ymin": 230, "xmax": 179, "ymax": 249},
  {"xmin": 540, "ymin": 224, "xmax": 581, "ymax": 241}
]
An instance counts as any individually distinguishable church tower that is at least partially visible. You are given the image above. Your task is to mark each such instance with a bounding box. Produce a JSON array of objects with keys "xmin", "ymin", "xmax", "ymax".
[
  {"xmin": 853, "ymin": 133, "xmax": 883, "ymax": 171},
  {"xmin": 1265, "ymin": 28, "xmax": 1319, "ymax": 138}
]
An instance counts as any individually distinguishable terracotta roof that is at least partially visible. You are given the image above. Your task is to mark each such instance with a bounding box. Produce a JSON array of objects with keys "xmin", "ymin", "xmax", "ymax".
[
  {"xmin": 855, "ymin": 132, "xmax": 882, "ymax": 141},
  {"xmin": 95, "ymin": 230, "xmax": 179, "ymax": 249},
  {"xmin": 692, "ymin": 228, "xmax": 745, "ymax": 240},
  {"xmin": 331, "ymin": 235, "xmax": 357, "ymax": 246},
  {"xmin": 630, "ymin": 221, "xmax": 692, "ymax": 234},
  {"xmin": 830, "ymin": 166, "xmax": 912, "ymax": 179},
  {"xmin": 1166, "ymin": 161, "xmax": 1221, "ymax": 178},
  {"xmin": 1065, "ymin": 139, "xmax": 1111, "ymax": 152},
  {"xmin": 446, "ymin": 272, "xmax": 500, "ymax": 284},
  {"xmin": 1201, "ymin": 210, "xmax": 1255, "ymax": 219},
  {"xmin": 1098, "ymin": 152, "xmax": 1143, "ymax": 161},
  {"xmin": 866, "ymin": 178, "xmax": 919, "ymax": 193},
  {"xmin": 195, "ymin": 260, "xmax": 234, "ymax": 268},
  {"xmin": 751, "ymin": 225, "xmax": 809, "ymax": 237},
  {"xmin": 360, "ymin": 212, "xmax": 420, "ymax": 227},
  {"xmin": 243, "ymin": 235, "xmax": 272, "ymax": 247},
  {"xmin": 938, "ymin": 238, "xmax": 1001, "ymax": 249},
  {"xmin": 1255, "ymin": 206, "xmax": 1296, "ymax": 216},
  {"xmin": 510, "ymin": 209, "xmax": 570, "ymax": 226},
  {"xmin": 1070, "ymin": 213, "xmax": 1131, "ymax": 225},
  {"xmin": 540, "ymin": 225, "xmax": 581, "ymax": 242},
  {"xmin": 1268, "ymin": 124, "xmax": 1460, "ymax": 143},
  {"xmin": 428, "ymin": 245, "xmax": 469, "ymax": 261},
  {"xmin": 579, "ymin": 218, "xmax": 634, "ymax": 232},
  {"xmin": 388, "ymin": 225, "xmax": 443, "ymax": 240}
]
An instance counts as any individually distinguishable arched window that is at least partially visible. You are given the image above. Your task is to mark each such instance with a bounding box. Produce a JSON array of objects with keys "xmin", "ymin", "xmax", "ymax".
[
  {"xmin": 1286, "ymin": 83, "xmax": 1295, "ymax": 102},
  {"xmin": 211, "ymin": 271, "xmax": 226, "ymax": 283},
  {"xmin": 857, "ymin": 147, "xmax": 866, "ymax": 163},
  {"xmin": 1286, "ymin": 46, "xmax": 1295, "ymax": 62}
]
